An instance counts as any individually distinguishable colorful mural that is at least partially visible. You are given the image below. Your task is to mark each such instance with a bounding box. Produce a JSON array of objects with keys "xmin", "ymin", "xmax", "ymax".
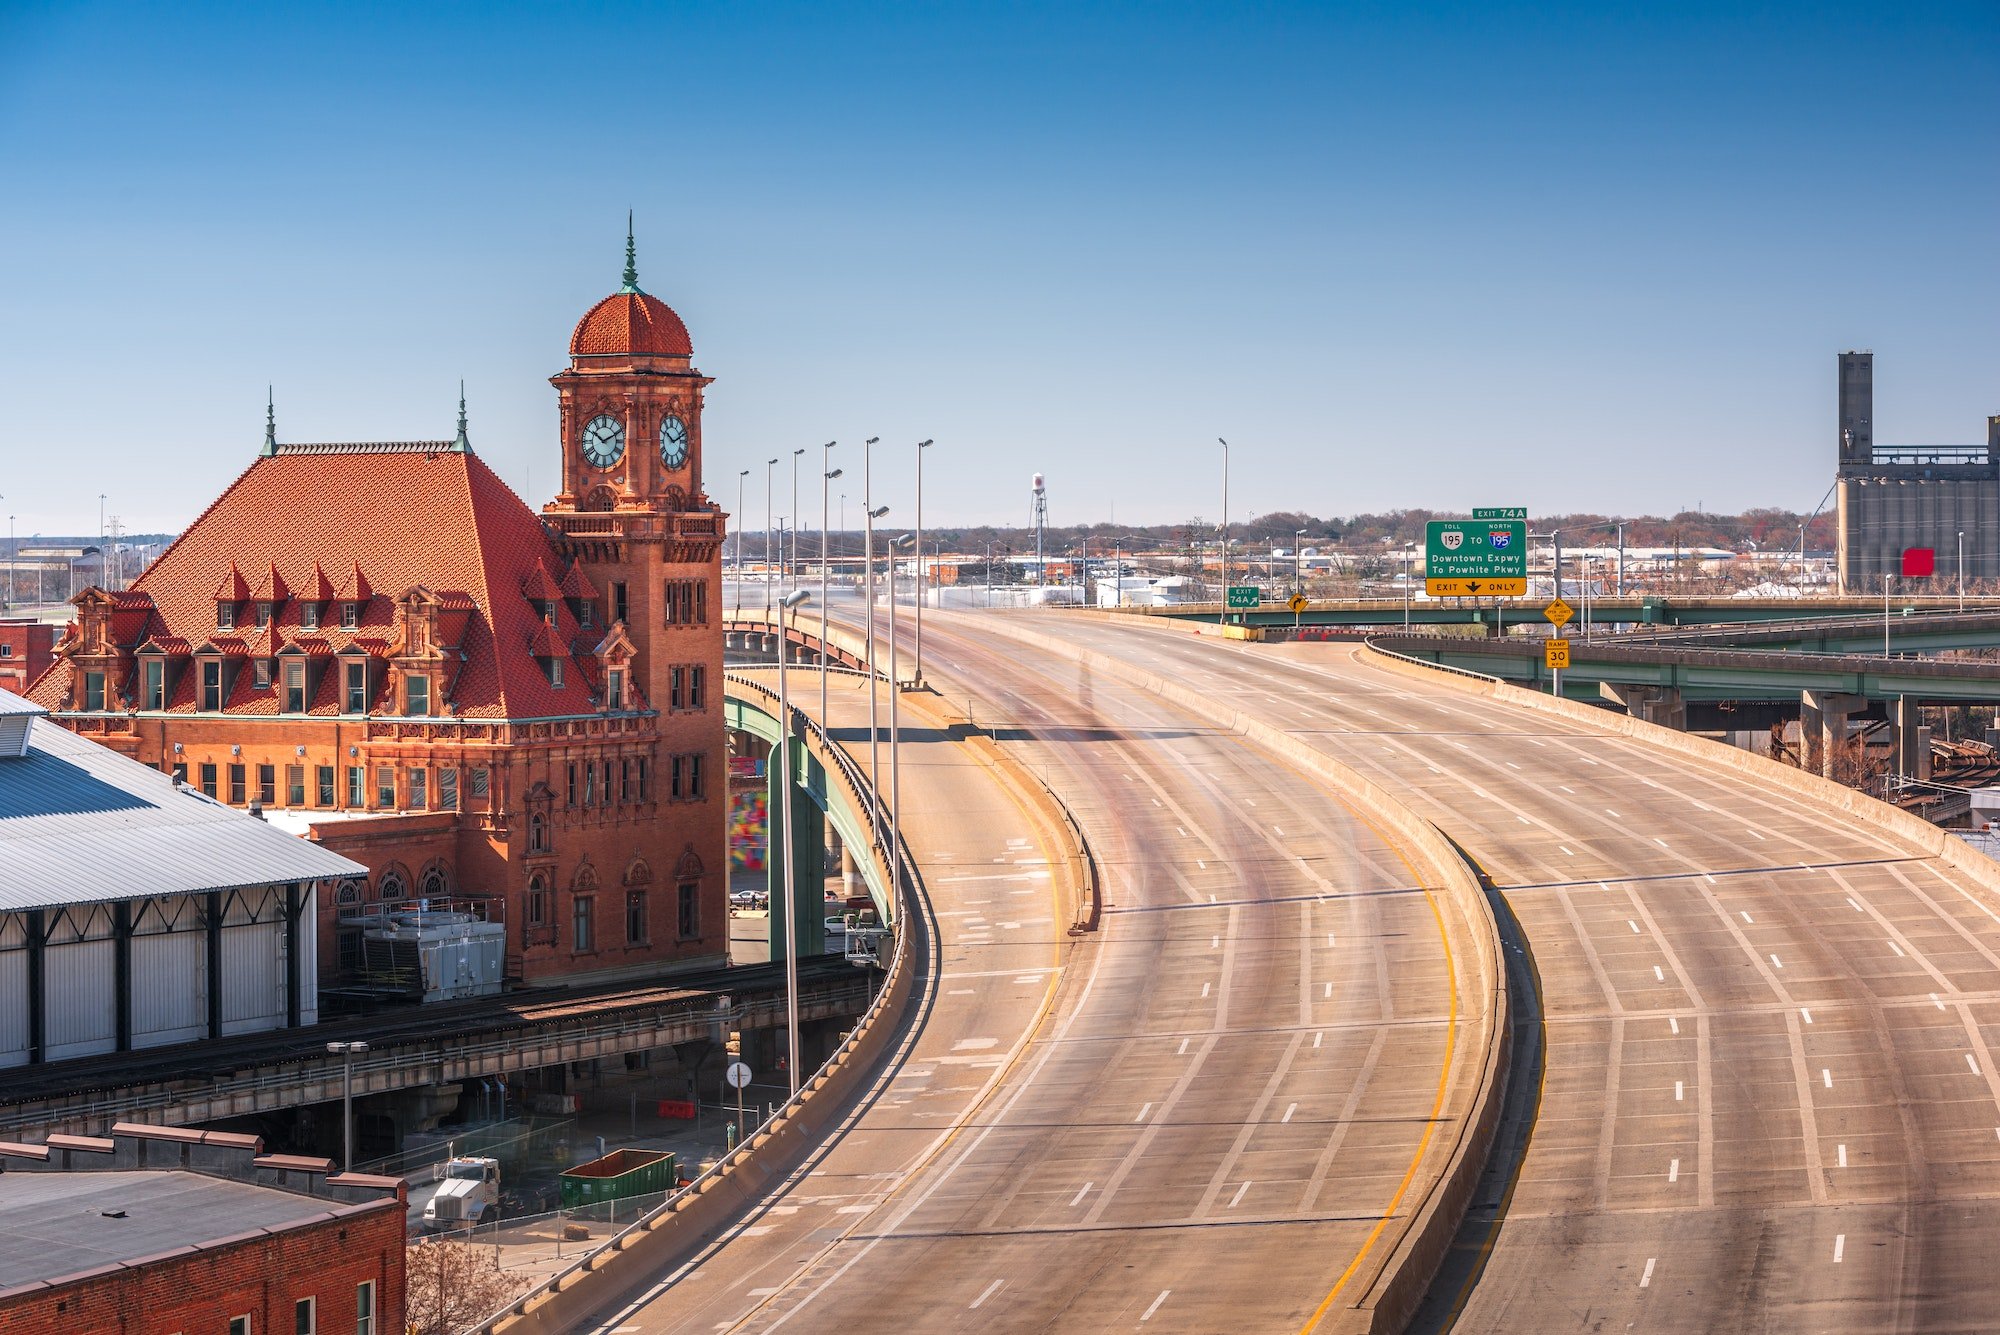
[{"xmin": 730, "ymin": 788, "xmax": 768, "ymax": 871}]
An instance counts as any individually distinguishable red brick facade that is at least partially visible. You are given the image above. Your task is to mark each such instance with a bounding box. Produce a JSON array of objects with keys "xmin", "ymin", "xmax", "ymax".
[
  {"xmin": 0, "ymin": 619, "xmax": 57, "ymax": 697},
  {"xmin": 0, "ymin": 1196, "xmax": 405, "ymax": 1335},
  {"xmin": 26, "ymin": 252, "xmax": 729, "ymax": 987}
]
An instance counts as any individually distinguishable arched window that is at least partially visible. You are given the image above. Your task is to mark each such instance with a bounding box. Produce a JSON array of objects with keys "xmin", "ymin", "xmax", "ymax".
[
  {"xmin": 525, "ymin": 872, "xmax": 549, "ymax": 928},
  {"xmin": 377, "ymin": 866, "xmax": 409, "ymax": 901},
  {"xmin": 334, "ymin": 878, "xmax": 363, "ymax": 907},
  {"xmin": 528, "ymin": 811, "xmax": 548, "ymax": 853},
  {"xmin": 418, "ymin": 864, "xmax": 450, "ymax": 901}
]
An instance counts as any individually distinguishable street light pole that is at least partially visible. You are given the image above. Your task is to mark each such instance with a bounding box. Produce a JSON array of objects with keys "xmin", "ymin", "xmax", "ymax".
[
  {"xmin": 789, "ymin": 448, "xmax": 805, "ymax": 599},
  {"xmin": 326, "ymin": 1040, "xmax": 369, "ymax": 1171},
  {"xmin": 915, "ymin": 440, "xmax": 933, "ymax": 686},
  {"xmin": 1217, "ymin": 438, "xmax": 1230, "ymax": 625},
  {"xmin": 764, "ymin": 458, "xmax": 778, "ymax": 618},
  {"xmin": 1959, "ymin": 530, "xmax": 1966, "ymax": 610},
  {"xmin": 1294, "ymin": 528, "xmax": 1306, "ymax": 630},
  {"xmin": 821, "ymin": 447, "xmax": 840, "ymax": 727},
  {"xmin": 735, "ymin": 470, "xmax": 749, "ymax": 615},
  {"xmin": 776, "ymin": 588, "xmax": 811, "ymax": 1096},
  {"xmin": 1402, "ymin": 544, "xmax": 1412, "ymax": 629},
  {"xmin": 889, "ymin": 535, "xmax": 914, "ymax": 921}
]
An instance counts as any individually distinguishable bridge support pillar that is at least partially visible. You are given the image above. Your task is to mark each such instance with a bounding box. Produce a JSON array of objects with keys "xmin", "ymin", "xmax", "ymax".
[
  {"xmin": 1888, "ymin": 698, "xmax": 1931, "ymax": 781},
  {"xmin": 1599, "ymin": 684, "xmax": 1686, "ymax": 731},
  {"xmin": 1803, "ymin": 690, "xmax": 1867, "ymax": 779},
  {"xmin": 767, "ymin": 734, "xmax": 828, "ymax": 963}
]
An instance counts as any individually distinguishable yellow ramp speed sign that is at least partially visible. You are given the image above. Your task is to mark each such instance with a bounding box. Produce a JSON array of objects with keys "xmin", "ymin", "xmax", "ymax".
[{"xmin": 1545, "ymin": 638, "xmax": 1571, "ymax": 670}]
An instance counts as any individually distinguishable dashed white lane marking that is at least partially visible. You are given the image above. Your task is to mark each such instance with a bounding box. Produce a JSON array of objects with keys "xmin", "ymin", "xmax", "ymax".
[
  {"xmin": 1747, "ymin": 829, "xmax": 1766, "ymax": 841},
  {"xmin": 1741, "ymin": 910, "xmax": 1754, "ymax": 924},
  {"xmin": 1517, "ymin": 816, "xmax": 1532, "ymax": 826},
  {"xmin": 951, "ymin": 1038, "xmax": 998, "ymax": 1051},
  {"xmin": 1771, "ymin": 954, "xmax": 1785, "ymax": 970},
  {"xmin": 1669, "ymin": 1017, "xmax": 1680, "ymax": 1034},
  {"xmin": 1197, "ymin": 860, "xmax": 1207, "ymax": 870},
  {"xmin": 1124, "ymin": 773, "xmax": 1134, "ymax": 781},
  {"xmin": 1628, "ymin": 919, "xmax": 1640, "ymax": 933},
  {"xmin": 947, "ymin": 988, "xmax": 974, "ymax": 995},
  {"xmin": 1668, "ymin": 1158, "xmax": 1679, "ymax": 1183},
  {"xmin": 1211, "ymin": 935, "xmax": 1220, "ymax": 949},
  {"xmin": 1323, "ymin": 982, "xmax": 1333, "ymax": 999},
  {"xmin": 1834, "ymin": 1234, "xmax": 1846, "ymax": 1263},
  {"xmin": 1327, "ymin": 932, "xmax": 1336, "ymax": 946},
  {"xmin": 1314, "ymin": 1032, "xmax": 1324, "ymax": 1048},
  {"xmin": 1971, "ymin": 1053, "xmax": 1984, "ymax": 1074},
  {"xmin": 1282, "ymin": 1102, "xmax": 1297, "ymax": 1123},
  {"xmin": 1837, "ymin": 1144, "xmax": 1847, "ymax": 1168},
  {"xmin": 1245, "ymin": 798, "xmax": 1257, "ymax": 807},
  {"xmin": 748, "ymin": 1287, "xmax": 781, "ymax": 1296},
  {"xmin": 1823, "ymin": 1068, "xmax": 1833, "ymax": 1089},
  {"xmin": 1152, "ymin": 798, "xmax": 1163, "ymax": 807},
  {"xmin": 1178, "ymin": 1038, "xmax": 1190, "ymax": 1056},
  {"xmin": 1801, "ymin": 1008, "xmax": 1813, "ymax": 1024},
  {"xmin": 1070, "ymin": 1182, "xmax": 1093, "ymax": 1207},
  {"xmin": 1201, "ymin": 982, "xmax": 1212, "ymax": 998},
  {"xmin": 1135, "ymin": 1103, "xmax": 1153, "ymax": 1122},
  {"xmin": 1934, "ymin": 993, "xmax": 1947, "ymax": 1010},
  {"xmin": 1653, "ymin": 966, "xmax": 1665, "ymax": 982},
  {"xmin": 1141, "ymin": 1290, "xmax": 1171, "ymax": 1322},
  {"xmin": 1889, "ymin": 940, "xmax": 1907, "ymax": 958},
  {"xmin": 1847, "ymin": 897, "xmax": 1864, "ymax": 912},
  {"xmin": 1676, "ymin": 1080, "xmax": 1684, "ymax": 1101},
  {"xmin": 1177, "ymin": 825, "xmax": 1189, "ymax": 837},
  {"xmin": 1273, "ymin": 825, "xmax": 1285, "ymax": 836},
  {"xmin": 1639, "ymin": 1257, "xmax": 1656, "ymax": 1288},
  {"xmin": 969, "ymin": 1278, "xmax": 1004, "ymax": 1309},
  {"xmin": 1560, "ymin": 846, "xmax": 1576, "ymax": 857},
  {"xmin": 1228, "ymin": 1181, "xmax": 1252, "ymax": 1208},
  {"xmin": 1656, "ymin": 837, "xmax": 1670, "ymax": 848}
]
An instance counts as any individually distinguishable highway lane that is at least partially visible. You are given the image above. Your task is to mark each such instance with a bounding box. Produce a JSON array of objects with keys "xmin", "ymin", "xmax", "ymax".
[
  {"xmin": 1005, "ymin": 611, "xmax": 2000, "ymax": 1332},
  {"xmin": 603, "ymin": 616, "xmax": 1485, "ymax": 1332}
]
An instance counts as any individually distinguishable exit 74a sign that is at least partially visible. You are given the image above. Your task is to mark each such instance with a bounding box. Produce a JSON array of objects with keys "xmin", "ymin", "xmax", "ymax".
[
  {"xmin": 1425, "ymin": 517, "xmax": 1528, "ymax": 597},
  {"xmin": 1226, "ymin": 586, "xmax": 1260, "ymax": 609}
]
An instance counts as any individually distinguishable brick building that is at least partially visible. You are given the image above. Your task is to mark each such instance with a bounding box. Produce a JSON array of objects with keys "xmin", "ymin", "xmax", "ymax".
[
  {"xmin": 27, "ymin": 237, "xmax": 729, "ymax": 987},
  {"xmin": 0, "ymin": 620, "xmax": 57, "ymax": 696},
  {"xmin": 0, "ymin": 1122, "xmax": 404, "ymax": 1334}
]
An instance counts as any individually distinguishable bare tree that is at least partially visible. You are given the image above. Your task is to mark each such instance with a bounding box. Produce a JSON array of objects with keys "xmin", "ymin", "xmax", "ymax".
[{"xmin": 405, "ymin": 1238, "xmax": 532, "ymax": 1335}]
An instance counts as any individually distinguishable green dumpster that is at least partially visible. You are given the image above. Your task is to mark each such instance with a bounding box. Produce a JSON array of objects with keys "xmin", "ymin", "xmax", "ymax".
[{"xmin": 558, "ymin": 1148, "xmax": 677, "ymax": 1208}]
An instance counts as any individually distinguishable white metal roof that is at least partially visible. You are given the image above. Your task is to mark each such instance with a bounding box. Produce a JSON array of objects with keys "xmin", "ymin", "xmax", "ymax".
[{"xmin": 0, "ymin": 689, "xmax": 364, "ymax": 912}]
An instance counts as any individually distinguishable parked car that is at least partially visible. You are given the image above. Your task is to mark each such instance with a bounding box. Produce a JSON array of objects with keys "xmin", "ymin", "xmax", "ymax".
[{"xmin": 730, "ymin": 889, "xmax": 767, "ymax": 910}]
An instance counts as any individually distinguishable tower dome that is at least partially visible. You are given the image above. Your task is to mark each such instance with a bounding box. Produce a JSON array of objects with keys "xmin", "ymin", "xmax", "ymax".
[{"xmin": 567, "ymin": 218, "xmax": 692, "ymax": 358}]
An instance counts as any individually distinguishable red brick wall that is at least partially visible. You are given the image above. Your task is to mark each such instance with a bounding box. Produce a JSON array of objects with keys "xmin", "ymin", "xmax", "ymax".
[
  {"xmin": 0, "ymin": 619, "xmax": 57, "ymax": 696},
  {"xmin": 0, "ymin": 1197, "xmax": 404, "ymax": 1334}
]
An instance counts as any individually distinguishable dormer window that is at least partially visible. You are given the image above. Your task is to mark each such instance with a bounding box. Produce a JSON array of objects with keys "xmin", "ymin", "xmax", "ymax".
[
  {"xmin": 253, "ymin": 660, "xmax": 272, "ymax": 690},
  {"xmin": 579, "ymin": 601, "xmax": 594, "ymax": 629},
  {"xmin": 606, "ymin": 668, "xmax": 624, "ymax": 709},
  {"xmin": 341, "ymin": 601, "xmax": 358, "ymax": 629},
  {"xmin": 550, "ymin": 659, "xmax": 565, "ymax": 689},
  {"xmin": 256, "ymin": 601, "xmax": 273, "ymax": 628},
  {"xmin": 217, "ymin": 603, "xmax": 236, "ymax": 629},
  {"xmin": 405, "ymin": 673, "xmax": 431, "ymax": 717},
  {"xmin": 302, "ymin": 603, "xmax": 320, "ymax": 629}
]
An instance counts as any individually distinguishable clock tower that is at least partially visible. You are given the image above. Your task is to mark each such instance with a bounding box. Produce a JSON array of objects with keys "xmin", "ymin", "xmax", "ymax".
[{"xmin": 544, "ymin": 223, "xmax": 727, "ymax": 736}]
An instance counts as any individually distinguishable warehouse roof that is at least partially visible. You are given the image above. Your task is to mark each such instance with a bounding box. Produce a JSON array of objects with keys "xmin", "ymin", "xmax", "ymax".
[{"xmin": 0, "ymin": 689, "xmax": 363, "ymax": 912}]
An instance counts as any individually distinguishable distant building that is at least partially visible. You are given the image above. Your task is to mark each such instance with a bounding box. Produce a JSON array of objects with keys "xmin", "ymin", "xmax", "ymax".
[
  {"xmin": 0, "ymin": 621, "xmax": 57, "ymax": 696},
  {"xmin": 0, "ymin": 1121, "xmax": 404, "ymax": 1332},
  {"xmin": 1835, "ymin": 350, "xmax": 2000, "ymax": 592},
  {"xmin": 0, "ymin": 689, "xmax": 361, "ymax": 1067},
  {"xmin": 26, "ymin": 238, "xmax": 730, "ymax": 990}
]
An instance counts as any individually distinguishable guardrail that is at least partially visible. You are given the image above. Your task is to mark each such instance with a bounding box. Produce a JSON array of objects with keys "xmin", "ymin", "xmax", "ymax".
[{"xmin": 470, "ymin": 677, "xmax": 925, "ymax": 1333}]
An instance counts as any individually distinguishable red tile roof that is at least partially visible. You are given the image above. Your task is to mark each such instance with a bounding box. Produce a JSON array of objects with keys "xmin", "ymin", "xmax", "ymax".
[
  {"xmin": 299, "ymin": 562, "xmax": 337, "ymax": 603},
  {"xmin": 247, "ymin": 561, "xmax": 289, "ymax": 602},
  {"xmin": 214, "ymin": 563, "xmax": 250, "ymax": 602},
  {"xmin": 40, "ymin": 446, "xmax": 599, "ymax": 718},
  {"xmin": 569, "ymin": 291, "xmax": 692, "ymax": 358}
]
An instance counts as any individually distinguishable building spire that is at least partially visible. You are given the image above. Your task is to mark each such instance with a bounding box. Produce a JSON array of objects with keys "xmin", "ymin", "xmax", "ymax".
[
  {"xmin": 620, "ymin": 210, "xmax": 642, "ymax": 294},
  {"xmin": 261, "ymin": 386, "xmax": 277, "ymax": 457},
  {"xmin": 453, "ymin": 380, "xmax": 470, "ymax": 452}
]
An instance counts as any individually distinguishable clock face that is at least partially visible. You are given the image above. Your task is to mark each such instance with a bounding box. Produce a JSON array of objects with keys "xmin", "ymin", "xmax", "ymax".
[
  {"xmin": 580, "ymin": 414, "xmax": 626, "ymax": 468},
  {"xmin": 659, "ymin": 415, "xmax": 690, "ymax": 468}
]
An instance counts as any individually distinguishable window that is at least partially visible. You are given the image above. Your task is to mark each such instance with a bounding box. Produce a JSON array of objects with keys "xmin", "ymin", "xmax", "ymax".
[
  {"xmin": 142, "ymin": 658, "xmax": 164, "ymax": 710},
  {"xmin": 636, "ymin": 756, "xmax": 650, "ymax": 802},
  {"xmin": 284, "ymin": 660, "xmax": 307, "ymax": 713},
  {"xmin": 626, "ymin": 890, "xmax": 648, "ymax": 944},
  {"xmin": 254, "ymin": 659, "xmax": 272, "ymax": 690},
  {"xmin": 602, "ymin": 761, "xmax": 613, "ymax": 806},
  {"xmin": 287, "ymin": 764, "xmax": 305, "ymax": 807},
  {"xmin": 231, "ymin": 1317, "xmax": 250, "ymax": 1335},
  {"xmin": 344, "ymin": 660, "xmax": 367, "ymax": 714},
  {"xmin": 669, "ymin": 665, "xmax": 706, "ymax": 711},
  {"xmin": 573, "ymin": 896, "xmax": 594, "ymax": 953},
  {"xmin": 199, "ymin": 761, "xmax": 218, "ymax": 798},
  {"xmin": 620, "ymin": 758, "xmax": 631, "ymax": 803},
  {"xmin": 470, "ymin": 766, "xmax": 490, "ymax": 798},
  {"xmin": 82, "ymin": 670, "xmax": 105, "ymax": 711},
  {"xmin": 201, "ymin": 660, "xmax": 222, "ymax": 711},
  {"xmin": 671, "ymin": 755, "xmax": 683, "ymax": 799},
  {"xmin": 438, "ymin": 767, "xmax": 457, "ymax": 810},
  {"xmin": 302, "ymin": 603, "xmax": 320, "ymax": 629},
  {"xmin": 669, "ymin": 665, "xmax": 684, "ymax": 710},
  {"xmin": 526, "ymin": 874, "xmax": 547, "ymax": 925},
  {"xmin": 528, "ymin": 811, "xmax": 548, "ymax": 853},
  {"xmin": 583, "ymin": 763, "xmax": 595, "ymax": 808},
  {"xmin": 340, "ymin": 601, "xmax": 358, "ymax": 629},
  {"xmin": 687, "ymin": 665, "xmax": 705, "ymax": 710},
  {"xmin": 665, "ymin": 579, "xmax": 707, "ymax": 626},
  {"xmin": 612, "ymin": 580, "xmax": 628, "ymax": 625},
  {"xmin": 405, "ymin": 673, "xmax": 430, "ymax": 717},
  {"xmin": 377, "ymin": 766, "xmax": 395, "ymax": 808},
  {"xmin": 674, "ymin": 752, "xmax": 704, "ymax": 800},
  {"xmin": 678, "ymin": 882, "xmax": 699, "ymax": 939},
  {"xmin": 317, "ymin": 765, "xmax": 335, "ymax": 806},
  {"xmin": 606, "ymin": 668, "xmax": 624, "ymax": 709},
  {"xmin": 578, "ymin": 599, "xmax": 594, "ymax": 629},
  {"xmin": 255, "ymin": 601, "xmax": 273, "ymax": 627},
  {"xmin": 258, "ymin": 763, "xmax": 276, "ymax": 806},
  {"xmin": 347, "ymin": 765, "xmax": 364, "ymax": 807},
  {"xmin": 566, "ymin": 761, "xmax": 578, "ymax": 808},
  {"xmin": 295, "ymin": 1295, "xmax": 315, "ymax": 1335},
  {"xmin": 217, "ymin": 602, "xmax": 235, "ymax": 629},
  {"xmin": 550, "ymin": 658, "xmax": 565, "ymax": 688},
  {"xmin": 229, "ymin": 763, "xmax": 247, "ymax": 805},
  {"xmin": 357, "ymin": 1280, "xmax": 375, "ymax": 1335},
  {"xmin": 409, "ymin": 768, "xmax": 428, "ymax": 810}
]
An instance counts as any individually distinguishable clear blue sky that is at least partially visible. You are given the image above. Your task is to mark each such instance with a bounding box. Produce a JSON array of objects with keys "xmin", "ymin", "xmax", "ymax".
[{"xmin": 3, "ymin": 2, "xmax": 1995, "ymax": 537}]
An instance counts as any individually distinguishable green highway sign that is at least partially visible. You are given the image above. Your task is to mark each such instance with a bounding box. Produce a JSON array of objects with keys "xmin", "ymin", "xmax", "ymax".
[
  {"xmin": 1425, "ymin": 516, "xmax": 1528, "ymax": 597},
  {"xmin": 1473, "ymin": 507, "xmax": 1527, "ymax": 520},
  {"xmin": 1226, "ymin": 586, "xmax": 1260, "ymax": 609}
]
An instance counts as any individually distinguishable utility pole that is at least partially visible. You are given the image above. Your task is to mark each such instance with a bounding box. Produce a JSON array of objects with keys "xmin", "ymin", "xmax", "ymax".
[
  {"xmin": 915, "ymin": 440, "xmax": 932, "ymax": 686},
  {"xmin": 735, "ymin": 470, "xmax": 749, "ymax": 615},
  {"xmin": 764, "ymin": 458, "xmax": 778, "ymax": 618},
  {"xmin": 776, "ymin": 588, "xmax": 810, "ymax": 1095},
  {"xmin": 820, "ymin": 443, "xmax": 839, "ymax": 728},
  {"xmin": 1217, "ymin": 438, "xmax": 1230, "ymax": 625}
]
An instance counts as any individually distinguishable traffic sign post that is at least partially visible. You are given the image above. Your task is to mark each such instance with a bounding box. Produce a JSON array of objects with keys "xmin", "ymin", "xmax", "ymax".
[
  {"xmin": 1425, "ymin": 517, "xmax": 1527, "ymax": 598},
  {"xmin": 1226, "ymin": 586, "xmax": 1259, "ymax": 610},
  {"xmin": 1545, "ymin": 636, "xmax": 1569, "ymax": 697},
  {"xmin": 1287, "ymin": 592, "xmax": 1309, "ymax": 617},
  {"xmin": 1544, "ymin": 598, "xmax": 1574, "ymax": 628},
  {"xmin": 726, "ymin": 1060, "xmax": 752, "ymax": 1142}
]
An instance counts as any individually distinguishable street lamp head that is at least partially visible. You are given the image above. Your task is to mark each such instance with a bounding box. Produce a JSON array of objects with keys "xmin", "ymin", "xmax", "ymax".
[
  {"xmin": 793, "ymin": 447, "xmax": 805, "ymax": 456},
  {"xmin": 865, "ymin": 436, "xmax": 880, "ymax": 446},
  {"xmin": 918, "ymin": 439, "xmax": 933, "ymax": 449},
  {"xmin": 782, "ymin": 589, "xmax": 811, "ymax": 610},
  {"xmin": 767, "ymin": 457, "xmax": 778, "ymax": 466},
  {"xmin": 870, "ymin": 505, "xmax": 891, "ymax": 519},
  {"xmin": 895, "ymin": 533, "xmax": 915, "ymax": 547},
  {"xmin": 826, "ymin": 468, "xmax": 843, "ymax": 480},
  {"xmin": 739, "ymin": 468, "xmax": 750, "ymax": 477}
]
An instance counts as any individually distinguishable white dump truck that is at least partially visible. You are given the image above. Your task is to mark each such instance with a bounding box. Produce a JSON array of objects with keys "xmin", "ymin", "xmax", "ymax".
[{"xmin": 422, "ymin": 1155, "xmax": 501, "ymax": 1230}]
